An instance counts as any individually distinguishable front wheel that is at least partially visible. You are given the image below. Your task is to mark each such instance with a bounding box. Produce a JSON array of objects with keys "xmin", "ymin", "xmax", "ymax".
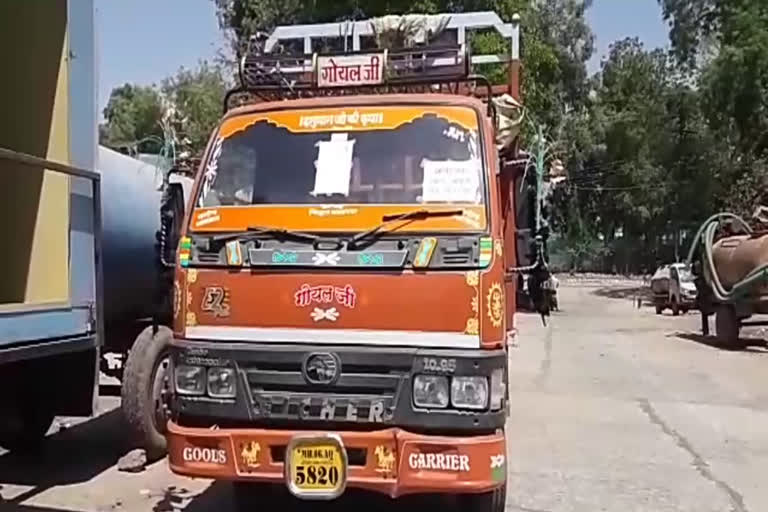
[
  {"xmin": 715, "ymin": 306, "xmax": 744, "ymax": 350},
  {"xmin": 121, "ymin": 325, "xmax": 173, "ymax": 460},
  {"xmin": 458, "ymin": 484, "xmax": 506, "ymax": 512}
]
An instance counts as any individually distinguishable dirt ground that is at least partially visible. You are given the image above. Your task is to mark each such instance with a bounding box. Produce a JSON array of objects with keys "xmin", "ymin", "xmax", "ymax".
[{"xmin": 1, "ymin": 282, "xmax": 766, "ymax": 512}]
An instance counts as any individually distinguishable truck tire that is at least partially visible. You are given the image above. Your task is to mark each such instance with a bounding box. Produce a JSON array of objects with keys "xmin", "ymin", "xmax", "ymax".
[
  {"xmin": 715, "ymin": 306, "xmax": 744, "ymax": 350},
  {"xmin": 671, "ymin": 298, "xmax": 680, "ymax": 316},
  {"xmin": 0, "ymin": 396, "xmax": 54, "ymax": 452},
  {"xmin": 122, "ymin": 325, "xmax": 173, "ymax": 460},
  {"xmin": 459, "ymin": 484, "xmax": 506, "ymax": 512},
  {"xmin": 655, "ymin": 304, "xmax": 663, "ymax": 315}
]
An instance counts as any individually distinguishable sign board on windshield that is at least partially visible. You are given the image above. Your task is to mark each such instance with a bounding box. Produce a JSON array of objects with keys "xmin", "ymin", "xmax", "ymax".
[{"xmin": 317, "ymin": 54, "xmax": 385, "ymax": 88}]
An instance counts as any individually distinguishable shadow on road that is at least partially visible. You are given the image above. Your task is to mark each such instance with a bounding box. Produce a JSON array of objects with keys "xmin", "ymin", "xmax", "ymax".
[
  {"xmin": 672, "ymin": 332, "xmax": 768, "ymax": 353},
  {"xmin": 181, "ymin": 481, "xmax": 458, "ymax": 512},
  {"xmin": 0, "ymin": 504, "xmax": 86, "ymax": 512},
  {"xmin": 0, "ymin": 408, "xmax": 133, "ymax": 507},
  {"xmin": 591, "ymin": 286, "xmax": 650, "ymax": 301}
]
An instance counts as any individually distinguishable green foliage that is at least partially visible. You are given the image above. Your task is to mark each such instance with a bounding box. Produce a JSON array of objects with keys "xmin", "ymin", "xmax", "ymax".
[
  {"xmin": 549, "ymin": 36, "xmax": 724, "ymax": 271},
  {"xmin": 101, "ymin": 84, "xmax": 164, "ymax": 153},
  {"xmin": 100, "ymin": 62, "xmax": 226, "ymax": 159},
  {"xmin": 659, "ymin": 0, "xmax": 768, "ymax": 219},
  {"xmin": 161, "ymin": 62, "xmax": 228, "ymax": 157}
]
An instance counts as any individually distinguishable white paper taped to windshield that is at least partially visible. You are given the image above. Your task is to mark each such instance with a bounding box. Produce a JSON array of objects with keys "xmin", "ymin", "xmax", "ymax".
[
  {"xmin": 311, "ymin": 133, "xmax": 355, "ymax": 196},
  {"xmin": 421, "ymin": 158, "xmax": 481, "ymax": 203}
]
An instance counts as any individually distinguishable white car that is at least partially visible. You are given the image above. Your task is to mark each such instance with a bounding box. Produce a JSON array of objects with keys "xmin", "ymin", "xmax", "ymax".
[{"xmin": 650, "ymin": 263, "xmax": 697, "ymax": 315}]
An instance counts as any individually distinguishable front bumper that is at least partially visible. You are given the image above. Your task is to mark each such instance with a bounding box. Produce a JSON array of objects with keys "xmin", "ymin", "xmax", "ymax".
[
  {"xmin": 167, "ymin": 421, "xmax": 506, "ymax": 497},
  {"xmin": 169, "ymin": 339, "xmax": 507, "ymax": 432},
  {"xmin": 681, "ymin": 294, "xmax": 698, "ymax": 306}
]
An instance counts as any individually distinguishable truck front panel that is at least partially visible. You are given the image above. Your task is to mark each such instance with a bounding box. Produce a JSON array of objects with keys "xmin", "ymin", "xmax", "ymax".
[{"xmin": 167, "ymin": 99, "xmax": 509, "ymax": 498}]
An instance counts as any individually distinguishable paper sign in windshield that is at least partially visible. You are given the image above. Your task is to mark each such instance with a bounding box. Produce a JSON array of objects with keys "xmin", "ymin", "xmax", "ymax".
[
  {"xmin": 311, "ymin": 133, "xmax": 355, "ymax": 197},
  {"xmin": 421, "ymin": 159, "xmax": 481, "ymax": 203}
]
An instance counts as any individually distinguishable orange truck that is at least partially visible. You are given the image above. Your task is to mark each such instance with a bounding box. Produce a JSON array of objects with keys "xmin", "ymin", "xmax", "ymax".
[{"xmin": 164, "ymin": 11, "xmax": 528, "ymax": 510}]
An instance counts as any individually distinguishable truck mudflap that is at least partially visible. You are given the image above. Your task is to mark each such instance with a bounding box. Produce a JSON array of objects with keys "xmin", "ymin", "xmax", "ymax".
[{"xmin": 167, "ymin": 421, "xmax": 506, "ymax": 498}]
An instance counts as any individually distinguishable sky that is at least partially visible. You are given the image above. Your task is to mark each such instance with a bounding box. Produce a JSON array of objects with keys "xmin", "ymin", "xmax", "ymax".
[{"xmin": 97, "ymin": 0, "xmax": 670, "ymax": 116}]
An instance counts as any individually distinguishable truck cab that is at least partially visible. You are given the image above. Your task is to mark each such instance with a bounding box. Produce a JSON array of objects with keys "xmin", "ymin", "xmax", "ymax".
[{"xmin": 164, "ymin": 12, "xmax": 525, "ymax": 510}]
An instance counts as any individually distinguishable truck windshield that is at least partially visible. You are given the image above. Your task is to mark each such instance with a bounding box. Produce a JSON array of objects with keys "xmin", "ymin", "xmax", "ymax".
[{"xmin": 192, "ymin": 105, "xmax": 487, "ymax": 232}]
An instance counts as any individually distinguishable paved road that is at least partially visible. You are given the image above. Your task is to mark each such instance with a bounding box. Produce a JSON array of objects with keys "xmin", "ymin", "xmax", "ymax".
[{"xmin": 1, "ymin": 283, "xmax": 766, "ymax": 511}]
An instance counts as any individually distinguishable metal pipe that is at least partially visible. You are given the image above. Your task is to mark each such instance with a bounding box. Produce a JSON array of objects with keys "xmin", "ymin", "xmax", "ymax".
[{"xmin": 0, "ymin": 147, "xmax": 100, "ymax": 181}]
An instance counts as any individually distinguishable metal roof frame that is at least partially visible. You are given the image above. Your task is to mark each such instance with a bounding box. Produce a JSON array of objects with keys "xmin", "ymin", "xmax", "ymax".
[
  {"xmin": 225, "ymin": 11, "xmax": 522, "ymax": 111},
  {"xmin": 264, "ymin": 11, "xmax": 520, "ymax": 64}
]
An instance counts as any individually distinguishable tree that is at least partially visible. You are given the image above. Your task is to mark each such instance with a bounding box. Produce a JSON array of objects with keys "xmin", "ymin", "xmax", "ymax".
[
  {"xmin": 546, "ymin": 36, "xmax": 728, "ymax": 271},
  {"xmin": 660, "ymin": 0, "xmax": 768, "ymax": 156},
  {"xmin": 100, "ymin": 62, "xmax": 227, "ymax": 159},
  {"xmin": 100, "ymin": 84, "xmax": 164, "ymax": 153},
  {"xmin": 161, "ymin": 62, "xmax": 228, "ymax": 158},
  {"xmin": 660, "ymin": 0, "xmax": 768, "ymax": 221},
  {"xmin": 657, "ymin": 0, "xmax": 721, "ymax": 69}
]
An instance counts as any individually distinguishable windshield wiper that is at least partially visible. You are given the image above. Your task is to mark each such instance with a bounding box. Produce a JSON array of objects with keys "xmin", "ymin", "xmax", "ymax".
[
  {"xmin": 348, "ymin": 209, "xmax": 464, "ymax": 248},
  {"xmin": 211, "ymin": 225, "xmax": 323, "ymax": 244}
]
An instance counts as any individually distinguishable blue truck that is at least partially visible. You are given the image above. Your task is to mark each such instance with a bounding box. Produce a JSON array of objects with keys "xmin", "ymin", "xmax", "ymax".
[{"xmin": 0, "ymin": 1, "xmax": 189, "ymax": 457}]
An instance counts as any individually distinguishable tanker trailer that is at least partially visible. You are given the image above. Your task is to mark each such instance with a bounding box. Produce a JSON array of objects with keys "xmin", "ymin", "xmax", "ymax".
[
  {"xmin": 687, "ymin": 212, "xmax": 768, "ymax": 349},
  {"xmin": 97, "ymin": 146, "xmax": 192, "ymax": 458}
]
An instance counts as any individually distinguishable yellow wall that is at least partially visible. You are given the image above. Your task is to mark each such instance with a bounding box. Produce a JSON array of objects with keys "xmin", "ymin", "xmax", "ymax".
[{"xmin": 0, "ymin": 2, "xmax": 70, "ymax": 305}]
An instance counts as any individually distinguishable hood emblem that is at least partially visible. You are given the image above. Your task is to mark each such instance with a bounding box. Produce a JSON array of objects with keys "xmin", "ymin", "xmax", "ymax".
[
  {"xmin": 312, "ymin": 252, "xmax": 341, "ymax": 266},
  {"xmin": 302, "ymin": 352, "xmax": 341, "ymax": 385}
]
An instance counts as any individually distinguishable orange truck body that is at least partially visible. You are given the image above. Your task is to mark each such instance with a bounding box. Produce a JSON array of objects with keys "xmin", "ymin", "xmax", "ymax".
[{"xmin": 165, "ymin": 82, "xmax": 520, "ymax": 500}]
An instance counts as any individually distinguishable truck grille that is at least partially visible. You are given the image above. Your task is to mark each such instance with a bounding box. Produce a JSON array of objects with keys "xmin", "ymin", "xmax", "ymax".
[{"xmin": 242, "ymin": 355, "xmax": 409, "ymax": 425}]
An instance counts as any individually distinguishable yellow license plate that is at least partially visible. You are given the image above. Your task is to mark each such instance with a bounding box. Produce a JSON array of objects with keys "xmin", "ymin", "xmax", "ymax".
[{"xmin": 286, "ymin": 435, "xmax": 347, "ymax": 499}]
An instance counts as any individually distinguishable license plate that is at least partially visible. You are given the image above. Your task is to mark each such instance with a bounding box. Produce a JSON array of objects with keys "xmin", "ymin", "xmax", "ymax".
[{"xmin": 285, "ymin": 434, "xmax": 347, "ymax": 499}]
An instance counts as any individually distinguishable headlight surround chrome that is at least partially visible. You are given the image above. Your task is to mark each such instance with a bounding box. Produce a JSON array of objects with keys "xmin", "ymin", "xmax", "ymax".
[
  {"xmin": 174, "ymin": 365, "xmax": 205, "ymax": 395},
  {"xmin": 413, "ymin": 375, "xmax": 450, "ymax": 408},
  {"xmin": 207, "ymin": 367, "xmax": 236, "ymax": 398},
  {"xmin": 451, "ymin": 376, "xmax": 489, "ymax": 410},
  {"xmin": 490, "ymin": 368, "xmax": 506, "ymax": 410}
]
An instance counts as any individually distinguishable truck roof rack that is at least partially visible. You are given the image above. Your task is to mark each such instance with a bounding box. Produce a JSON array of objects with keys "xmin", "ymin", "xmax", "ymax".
[{"xmin": 224, "ymin": 11, "xmax": 521, "ymax": 112}]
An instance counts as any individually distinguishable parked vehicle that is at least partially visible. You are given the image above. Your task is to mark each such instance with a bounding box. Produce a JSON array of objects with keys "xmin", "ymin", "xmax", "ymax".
[
  {"xmin": 650, "ymin": 263, "xmax": 697, "ymax": 315},
  {"xmin": 688, "ymin": 211, "xmax": 768, "ymax": 349},
  {"xmin": 163, "ymin": 12, "xmax": 529, "ymax": 511},
  {"xmin": 0, "ymin": 1, "xmax": 103, "ymax": 452},
  {"xmin": 1, "ymin": 2, "xmax": 190, "ymax": 456}
]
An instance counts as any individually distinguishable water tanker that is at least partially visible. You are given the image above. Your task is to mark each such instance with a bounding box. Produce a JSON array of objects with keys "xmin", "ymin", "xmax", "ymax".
[
  {"xmin": 97, "ymin": 146, "xmax": 192, "ymax": 459},
  {"xmin": 688, "ymin": 212, "xmax": 768, "ymax": 349},
  {"xmin": 98, "ymin": 146, "xmax": 192, "ymax": 330}
]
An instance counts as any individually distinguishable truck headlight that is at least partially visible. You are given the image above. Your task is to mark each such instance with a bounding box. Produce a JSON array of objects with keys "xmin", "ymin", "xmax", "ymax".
[
  {"xmin": 413, "ymin": 375, "xmax": 449, "ymax": 408},
  {"xmin": 490, "ymin": 368, "xmax": 506, "ymax": 410},
  {"xmin": 207, "ymin": 367, "xmax": 236, "ymax": 398},
  {"xmin": 451, "ymin": 376, "xmax": 488, "ymax": 410},
  {"xmin": 175, "ymin": 365, "xmax": 205, "ymax": 395}
]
